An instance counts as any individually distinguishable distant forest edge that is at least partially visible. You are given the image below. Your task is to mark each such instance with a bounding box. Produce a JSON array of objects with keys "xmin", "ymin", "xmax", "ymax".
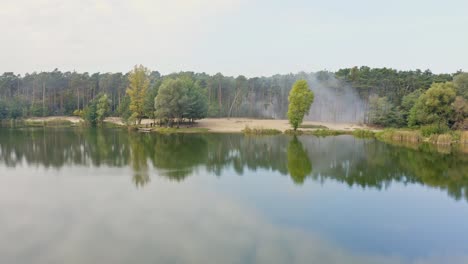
[{"xmin": 0, "ymin": 66, "xmax": 467, "ymax": 130}]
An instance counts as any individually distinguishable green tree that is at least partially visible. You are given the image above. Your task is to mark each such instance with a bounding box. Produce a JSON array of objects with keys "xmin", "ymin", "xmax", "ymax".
[
  {"xmin": 83, "ymin": 100, "xmax": 98, "ymax": 126},
  {"xmin": 454, "ymin": 72, "xmax": 468, "ymax": 99},
  {"xmin": 408, "ymin": 82, "xmax": 456, "ymax": 128},
  {"xmin": 83, "ymin": 93, "xmax": 110, "ymax": 126},
  {"xmin": 126, "ymin": 65, "xmax": 150, "ymax": 124},
  {"xmin": 96, "ymin": 93, "xmax": 111, "ymax": 123},
  {"xmin": 154, "ymin": 78, "xmax": 189, "ymax": 125},
  {"xmin": 287, "ymin": 137, "xmax": 312, "ymax": 184},
  {"xmin": 287, "ymin": 80, "xmax": 314, "ymax": 130},
  {"xmin": 185, "ymin": 79, "xmax": 208, "ymax": 122},
  {"xmin": 401, "ymin": 89, "xmax": 422, "ymax": 125},
  {"xmin": 452, "ymin": 96, "xmax": 468, "ymax": 129}
]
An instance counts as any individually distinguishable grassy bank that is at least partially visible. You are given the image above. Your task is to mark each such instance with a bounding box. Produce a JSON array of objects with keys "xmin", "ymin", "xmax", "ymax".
[
  {"xmin": 242, "ymin": 126, "xmax": 282, "ymax": 135},
  {"xmin": 24, "ymin": 119, "xmax": 76, "ymax": 127}
]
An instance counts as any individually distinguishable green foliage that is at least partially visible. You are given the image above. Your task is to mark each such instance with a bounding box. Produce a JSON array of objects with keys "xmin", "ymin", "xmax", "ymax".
[
  {"xmin": 287, "ymin": 80, "xmax": 314, "ymax": 130},
  {"xmin": 185, "ymin": 79, "xmax": 208, "ymax": 121},
  {"xmin": 453, "ymin": 72, "xmax": 468, "ymax": 99},
  {"xmin": 155, "ymin": 78, "xmax": 189, "ymax": 122},
  {"xmin": 83, "ymin": 93, "xmax": 111, "ymax": 126},
  {"xmin": 143, "ymin": 84, "xmax": 159, "ymax": 120},
  {"xmin": 352, "ymin": 129, "xmax": 375, "ymax": 138},
  {"xmin": 96, "ymin": 93, "xmax": 111, "ymax": 123},
  {"xmin": 287, "ymin": 137, "xmax": 312, "ymax": 184},
  {"xmin": 0, "ymin": 98, "xmax": 29, "ymax": 120},
  {"xmin": 155, "ymin": 77, "xmax": 208, "ymax": 124},
  {"xmin": 73, "ymin": 109, "xmax": 84, "ymax": 117},
  {"xmin": 127, "ymin": 65, "xmax": 150, "ymax": 124},
  {"xmin": 368, "ymin": 96, "xmax": 404, "ymax": 127},
  {"xmin": 207, "ymin": 102, "xmax": 220, "ymax": 117},
  {"xmin": 421, "ymin": 124, "xmax": 449, "ymax": 137},
  {"xmin": 118, "ymin": 96, "xmax": 132, "ymax": 124},
  {"xmin": 0, "ymin": 67, "xmax": 464, "ymax": 131},
  {"xmin": 409, "ymin": 82, "xmax": 457, "ymax": 128},
  {"xmin": 452, "ymin": 96, "xmax": 468, "ymax": 129},
  {"xmin": 0, "ymin": 100, "xmax": 7, "ymax": 119}
]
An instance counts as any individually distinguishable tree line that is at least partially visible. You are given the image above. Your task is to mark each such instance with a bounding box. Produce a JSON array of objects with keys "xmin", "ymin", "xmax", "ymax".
[{"xmin": 0, "ymin": 66, "xmax": 467, "ymax": 130}]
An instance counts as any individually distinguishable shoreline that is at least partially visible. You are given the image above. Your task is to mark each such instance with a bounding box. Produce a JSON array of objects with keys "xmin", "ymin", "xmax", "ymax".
[
  {"xmin": 6, "ymin": 116, "xmax": 468, "ymax": 154},
  {"xmin": 22, "ymin": 116, "xmax": 375, "ymax": 133}
]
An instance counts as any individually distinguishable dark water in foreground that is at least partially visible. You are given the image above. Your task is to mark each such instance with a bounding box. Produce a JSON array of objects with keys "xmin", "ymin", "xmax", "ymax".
[{"xmin": 0, "ymin": 127, "xmax": 468, "ymax": 264}]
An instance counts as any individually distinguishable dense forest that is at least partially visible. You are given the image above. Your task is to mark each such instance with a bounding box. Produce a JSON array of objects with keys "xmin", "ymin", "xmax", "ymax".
[{"xmin": 0, "ymin": 66, "xmax": 467, "ymax": 130}]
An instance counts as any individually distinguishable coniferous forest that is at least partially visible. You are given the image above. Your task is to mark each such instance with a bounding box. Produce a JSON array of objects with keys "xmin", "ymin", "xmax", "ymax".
[{"xmin": 0, "ymin": 66, "xmax": 467, "ymax": 130}]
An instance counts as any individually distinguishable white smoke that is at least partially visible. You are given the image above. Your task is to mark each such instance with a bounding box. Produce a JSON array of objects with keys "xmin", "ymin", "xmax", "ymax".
[{"xmin": 305, "ymin": 72, "xmax": 365, "ymax": 123}]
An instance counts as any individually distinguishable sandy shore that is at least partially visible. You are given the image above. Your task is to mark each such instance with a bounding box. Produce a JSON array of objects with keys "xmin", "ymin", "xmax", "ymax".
[
  {"xmin": 193, "ymin": 118, "xmax": 369, "ymax": 132},
  {"xmin": 25, "ymin": 116, "xmax": 372, "ymax": 132}
]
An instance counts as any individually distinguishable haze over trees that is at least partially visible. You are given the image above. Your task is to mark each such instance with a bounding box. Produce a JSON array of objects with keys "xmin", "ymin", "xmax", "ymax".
[{"xmin": 0, "ymin": 66, "xmax": 467, "ymax": 131}]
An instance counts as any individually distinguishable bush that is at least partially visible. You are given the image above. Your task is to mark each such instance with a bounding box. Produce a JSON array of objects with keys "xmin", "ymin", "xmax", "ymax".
[
  {"xmin": 420, "ymin": 124, "xmax": 449, "ymax": 137},
  {"xmin": 73, "ymin": 109, "xmax": 84, "ymax": 117}
]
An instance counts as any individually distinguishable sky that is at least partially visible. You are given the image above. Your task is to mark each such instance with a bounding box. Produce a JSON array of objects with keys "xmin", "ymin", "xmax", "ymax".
[{"xmin": 1, "ymin": 0, "xmax": 467, "ymax": 77}]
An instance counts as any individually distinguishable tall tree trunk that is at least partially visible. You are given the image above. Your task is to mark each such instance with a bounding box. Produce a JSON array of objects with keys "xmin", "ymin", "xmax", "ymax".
[
  {"xmin": 228, "ymin": 88, "xmax": 241, "ymax": 118},
  {"xmin": 76, "ymin": 85, "xmax": 80, "ymax": 110},
  {"xmin": 42, "ymin": 82, "xmax": 46, "ymax": 116},
  {"xmin": 218, "ymin": 80, "xmax": 222, "ymax": 116}
]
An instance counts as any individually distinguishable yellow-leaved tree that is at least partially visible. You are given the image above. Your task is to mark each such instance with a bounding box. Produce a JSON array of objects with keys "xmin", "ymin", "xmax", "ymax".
[{"xmin": 126, "ymin": 65, "xmax": 150, "ymax": 124}]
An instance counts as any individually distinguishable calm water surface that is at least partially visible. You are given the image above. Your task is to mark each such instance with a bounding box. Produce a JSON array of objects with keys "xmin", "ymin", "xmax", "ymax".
[{"xmin": 1, "ymin": 127, "xmax": 468, "ymax": 264}]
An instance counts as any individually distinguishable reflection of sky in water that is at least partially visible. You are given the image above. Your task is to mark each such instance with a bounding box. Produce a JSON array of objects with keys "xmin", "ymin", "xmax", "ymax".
[{"xmin": 1, "ymin": 166, "xmax": 468, "ymax": 264}]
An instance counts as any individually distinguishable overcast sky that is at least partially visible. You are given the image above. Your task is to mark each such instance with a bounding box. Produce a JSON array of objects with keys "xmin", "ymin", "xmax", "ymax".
[{"xmin": 1, "ymin": 0, "xmax": 467, "ymax": 77}]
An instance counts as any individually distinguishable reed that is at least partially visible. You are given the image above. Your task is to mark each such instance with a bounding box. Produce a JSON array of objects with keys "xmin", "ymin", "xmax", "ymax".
[
  {"xmin": 352, "ymin": 129, "xmax": 375, "ymax": 138},
  {"xmin": 461, "ymin": 131, "xmax": 468, "ymax": 145},
  {"xmin": 378, "ymin": 130, "xmax": 422, "ymax": 143},
  {"xmin": 435, "ymin": 134, "xmax": 452, "ymax": 145},
  {"xmin": 242, "ymin": 126, "xmax": 281, "ymax": 135},
  {"xmin": 308, "ymin": 129, "xmax": 348, "ymax": 137}
]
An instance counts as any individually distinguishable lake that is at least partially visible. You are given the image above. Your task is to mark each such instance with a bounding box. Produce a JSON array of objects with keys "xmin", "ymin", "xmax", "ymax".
[{"xmin": 1, "ymin": 127, "xmax": 468, "ymax": 264}]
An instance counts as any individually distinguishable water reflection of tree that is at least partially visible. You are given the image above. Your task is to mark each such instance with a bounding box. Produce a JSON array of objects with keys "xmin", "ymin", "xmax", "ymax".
[
  {"xmin": 1, "ymin": 128, "xmax": 468, "ymax": 202},
  {"xmin": 287, "ymin": 137, "xmax": 312, "ymax": 184},
  {"xmin": 129, "ymin": 133, "xmax": 150, "ymax": 187},
  {"xmin": 150, "ymin": 134, "xmax": 208, "ymax": 181}
]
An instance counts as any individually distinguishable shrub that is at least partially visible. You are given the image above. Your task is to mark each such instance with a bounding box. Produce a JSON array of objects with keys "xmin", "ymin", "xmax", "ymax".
[
  {"xmin": 420, "ymin": 123, "xmax": 449, "ymax": 137},
  {"xmin": 73, "ymin": 109, "xmax": 84, "ymax": 117}
]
